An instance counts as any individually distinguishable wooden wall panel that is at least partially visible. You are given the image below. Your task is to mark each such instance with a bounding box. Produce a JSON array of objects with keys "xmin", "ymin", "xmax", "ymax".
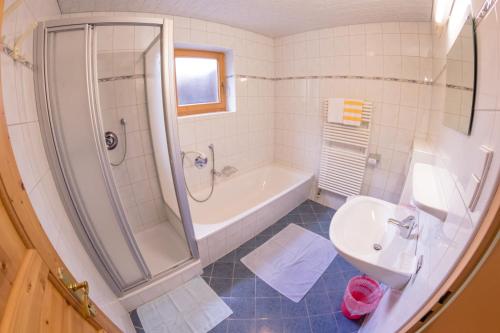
[
  {"xmin": 0, "ymin": 203, "xmax": 27, "ymax": 320},
  {"xmin": 40, "ymin": 281, "xmax": 66, "ymax": 333},
  {"xmin": 0, "ymin": 250, "xmax": 48, "ymax": 333}
]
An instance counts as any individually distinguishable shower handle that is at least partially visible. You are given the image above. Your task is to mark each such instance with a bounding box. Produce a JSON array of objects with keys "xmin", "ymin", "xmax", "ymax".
[
  {"xmin": 194, "ymin": 155, "xmax": 208, "ymax": 169},
  {"xmin": 105, "ymin": 131, "xmax": 118, "ymax": 150}
]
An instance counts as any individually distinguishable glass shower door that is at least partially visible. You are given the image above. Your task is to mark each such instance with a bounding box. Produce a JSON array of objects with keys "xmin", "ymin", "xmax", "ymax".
[
  {"xmin": 95, "ymin": 24, "xmax": 192, "ymax": 276},
  {"xmin": 36, "ymin": 18, "xmax": 198, "ymax": 295},
  {"xmin": 45, "ymin": 24, "xmax": 150, "ymax": 291}
]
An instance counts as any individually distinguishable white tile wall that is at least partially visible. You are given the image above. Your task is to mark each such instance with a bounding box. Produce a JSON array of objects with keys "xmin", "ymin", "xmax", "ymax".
[
  {"xmin": 96, "ymin": 25, "xmax": 178, "ymax": 233},
  {"xmin": 173, "ymin": 17, "xmax": 275, "ymax": 192},
  {"xmin": 1, "ymin": 2, "xmax": 134, "ymax": 332},
  {"xmin": 362, "ymin": 0, "xmax": 500, "ymax": 331},
  {"xmin": 428, "ymin": 0, "xmax": 500, "ymax": 227},
  {"xmin": 273, "ymin": 22, "xmax": 433, "ymax": 204}
]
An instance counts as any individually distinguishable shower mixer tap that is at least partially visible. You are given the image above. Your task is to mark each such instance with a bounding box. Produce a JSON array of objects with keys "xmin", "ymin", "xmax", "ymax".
[
  {"xmin": 181, "ymin": 144, "xmax": 213, "ymax": 169},
  {"xmin": 194, "ymin": 154, "xmax": 208, "ymax": 169},
  {"xmin": 181, "ymin": 144, "xmax": 216, "ymax": 202}
]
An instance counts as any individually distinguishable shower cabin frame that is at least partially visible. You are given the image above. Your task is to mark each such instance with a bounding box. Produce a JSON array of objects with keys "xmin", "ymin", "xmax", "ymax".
[{"xmin": 33, "ymin": 16, "xmax": 199, "ymax": 296}]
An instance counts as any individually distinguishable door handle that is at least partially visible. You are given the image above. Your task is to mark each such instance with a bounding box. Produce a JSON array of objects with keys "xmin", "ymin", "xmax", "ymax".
[{"xmin": 57, "ymin": 267, "xmax": 96, "ymax": 318}]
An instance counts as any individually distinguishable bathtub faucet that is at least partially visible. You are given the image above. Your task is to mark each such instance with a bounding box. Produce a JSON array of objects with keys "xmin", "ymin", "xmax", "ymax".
[{"xmin": 214, "ymin": 166, "xmax": 238, "ymax": 177}]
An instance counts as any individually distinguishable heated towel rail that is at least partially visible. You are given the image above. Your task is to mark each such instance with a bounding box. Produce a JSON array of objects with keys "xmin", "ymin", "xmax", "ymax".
[{"xmin": 318, "ymin": 100, "xmax": 373, "ymax": 197}]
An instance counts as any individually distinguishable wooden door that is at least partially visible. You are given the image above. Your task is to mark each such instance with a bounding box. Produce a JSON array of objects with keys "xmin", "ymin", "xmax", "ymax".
[
  {"xmin": 0, "ymin": 197, "xmax": 107, "ymax": 333},
  {"xmin": 0, "ymin": 0, "xmax": 119, "ymax": 332}
]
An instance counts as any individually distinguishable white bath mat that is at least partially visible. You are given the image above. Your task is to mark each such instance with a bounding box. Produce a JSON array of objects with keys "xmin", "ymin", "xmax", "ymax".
[
  {"xmin": 241, "ymin": 223, "xmax": 337, "ymax": 302},
  {"xmin": 137, "ymin": 276, "xmax": 232, "ymax": 333}
]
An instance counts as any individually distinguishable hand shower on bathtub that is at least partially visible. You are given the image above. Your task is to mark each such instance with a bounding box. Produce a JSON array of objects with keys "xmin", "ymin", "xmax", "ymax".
[{"xmin": 181, "ymin": 144, "xmax": 216, "ymax": 202}]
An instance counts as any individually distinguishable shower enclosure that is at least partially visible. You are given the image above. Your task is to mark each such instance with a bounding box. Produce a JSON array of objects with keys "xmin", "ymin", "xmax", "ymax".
[{"xmin": 33, "ymin": 17, "xmax": 198, "ymax": 295}]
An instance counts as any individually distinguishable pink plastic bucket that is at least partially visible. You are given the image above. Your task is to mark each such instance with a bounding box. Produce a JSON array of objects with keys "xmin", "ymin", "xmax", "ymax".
[{"xmin": 341, "ymin": 275, "xmax": 383, "ymax": 320}]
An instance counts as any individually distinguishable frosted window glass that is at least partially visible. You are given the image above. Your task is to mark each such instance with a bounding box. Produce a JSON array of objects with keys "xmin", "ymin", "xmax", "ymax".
[{"xmin": 175, "ymin": 57, "xmax": 219, "ymax": 106}]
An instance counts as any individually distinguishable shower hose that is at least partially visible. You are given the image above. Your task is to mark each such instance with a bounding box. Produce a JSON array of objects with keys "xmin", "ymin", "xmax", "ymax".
[
  {"xmin": 110, "ymin": 118, "xmax": 127, "ymax": 166},
  {"xmin": 181, "ymin": 144, "xmax": 215, "ymax": 203}
]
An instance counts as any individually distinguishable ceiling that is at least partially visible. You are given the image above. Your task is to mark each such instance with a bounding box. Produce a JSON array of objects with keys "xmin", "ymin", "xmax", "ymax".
[{"xmin": 57, "ymin": 0, "xmax": 433, "ymax": 37}]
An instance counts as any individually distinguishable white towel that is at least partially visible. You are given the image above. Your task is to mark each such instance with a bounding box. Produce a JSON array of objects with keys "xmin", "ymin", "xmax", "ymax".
[
  {"xmin": 327, "ymin": 98, "xmax": 344, "ymax": 123},
  {"xmin": 327, "ymin": 98, "xmax": 364, "ymax": 126}
]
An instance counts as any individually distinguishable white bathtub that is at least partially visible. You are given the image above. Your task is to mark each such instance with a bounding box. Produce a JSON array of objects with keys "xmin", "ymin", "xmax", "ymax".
[{"xmin": 190, "ymin": 164, "xmax": 313, "ymax": 266}]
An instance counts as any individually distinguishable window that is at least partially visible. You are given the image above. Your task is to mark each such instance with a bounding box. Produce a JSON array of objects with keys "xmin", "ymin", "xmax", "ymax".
[{"xmin": 174, "ymin": 49, "xmax": 226, "ymax": 116}]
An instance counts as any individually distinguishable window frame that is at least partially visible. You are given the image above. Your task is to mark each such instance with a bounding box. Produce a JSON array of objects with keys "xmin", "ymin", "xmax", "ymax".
[{"xmin": 174, "ymin": 49, "xmax": 227, "ymax": 116}]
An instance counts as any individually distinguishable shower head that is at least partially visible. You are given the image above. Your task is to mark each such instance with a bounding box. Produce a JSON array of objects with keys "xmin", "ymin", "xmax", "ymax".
[{"xmin": 119, "ymin": 118, "xmax": 126, "ymax": 125}]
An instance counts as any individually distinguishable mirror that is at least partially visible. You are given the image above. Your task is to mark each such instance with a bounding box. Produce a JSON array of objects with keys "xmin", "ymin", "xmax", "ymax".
[{"xmin": 443, "ymin": 15, "xmax": 476, "ymax": 135}]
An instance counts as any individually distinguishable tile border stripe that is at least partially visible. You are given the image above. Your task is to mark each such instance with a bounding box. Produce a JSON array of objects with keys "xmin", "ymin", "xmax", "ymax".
[
  {"xmin": 1, "ymin": 44, "xmax": 34, "ymax": 70},
  {"xmin": 228, "ymin": 74, "xmax": 434, "ymax": 86},
  {"xmin": 98, "ymin": 74, "xmax": 145, "ymax": 82}
]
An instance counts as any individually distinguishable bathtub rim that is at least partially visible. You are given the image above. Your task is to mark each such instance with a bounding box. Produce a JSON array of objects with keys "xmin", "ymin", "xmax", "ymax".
[{"xmin": 191, "ymin": 164, "xmax": 314, "ymax": 240}]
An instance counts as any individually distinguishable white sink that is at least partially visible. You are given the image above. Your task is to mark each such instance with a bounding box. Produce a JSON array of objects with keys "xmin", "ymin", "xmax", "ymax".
[{"xmin": 329, "ymin": 196, "xmax": 418, "ymax": 289}]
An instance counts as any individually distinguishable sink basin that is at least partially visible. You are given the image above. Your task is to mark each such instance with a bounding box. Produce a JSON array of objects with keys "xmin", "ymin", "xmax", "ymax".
[{"xmin": 329, "ymin": 196, "xmax": 418, "ymax": 289}]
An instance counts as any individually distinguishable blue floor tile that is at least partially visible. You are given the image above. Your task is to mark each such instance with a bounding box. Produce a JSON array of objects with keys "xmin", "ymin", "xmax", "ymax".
[
  {"xmin": 306, "ymin": 293, "xmax": 333, "ymax": 316},
  {"xmin": 219, "ymin": 251, "xmax": 237, "ymax": 263},
  {"xmin": 256, "ymin": 319, "xmax": 283, "ymax": 333},
  {"xmin": 129, "ymin": 310, "xmax": 143, "ymax": 331},
  {"xmin": 334, "ymin": 256, "xmax": 357, "ymax": 272},
  {"xmin": 256, "ymin": 278, "xmax": 280, "ymax": 297},
  {"xmin": 328, "ymin": 291, "xmax": 345, "ymax": 313},
  {"xmin": 202, "ymin": 264, "xmax": 214, "ymax": 277},
  {"xmin": 212, "ymin": 262, "xmax": 234, "ymax": 278},
  {"xmin": 308, "ymin": 277, "xmax": 327, "ymax": 295},
  {"xmin": 133, "ymin": 200, "xmax": 348, "ymax": 333},
  {"xmin": 227, "ymin": 319, "xmax": 256, "ymax": 333},
  {"xmin": 240, "ymin": 238, "xmax": 258, "ymax": 249},
  {"xmin": 255, "ymin": 233, "xmax": 273, "ymax": 245},
  {"xmin": 297, "ymin": 204, "xmax": 314, "ymax": 214},
  {"xmin": 232, "ymin": 278, "xmax": 256, "ymax": 297},
  {"xmin": 235, "ymin": 247, "xmax": 254, "ymax": 260},
  {"xmin": 282, "ymin": 215, "xmax": 301, "ymax": 224},
  {"xmin": 256, "ymin": 297, "xmax": 282, "ymax": 319},
  {"xmin": 209, "ymin": 319, "xmax": 228, "ymax": 333},
  {"xmin": 261, "ymin": 225, "xmax": 275, "ymax": 235},
  {"xmin": 210, "ymin": 278, "xmax": 233, "ymax": 297},
  {"xmin": 318, "ymin": 221, "xmax": 331, "ymax": 233},
  {"xmin": 343, "ymin": 270, "xmax": 362, "ymax": 282},
  {"xmin": 325, "ymin": 260, "xmax": 343, "ymax": 275},
  {"xmin": 272, "ymin": 222, "xmax": 288, "ymax": 234},
  {"xmin": 234, "ymin": 262, "xmax": 255, "ymax": 278},
  {"xmin": 310, "ymin": 314, "xmax": 339, "ymax": 333},
  {"xmin": 302, "ymin": 223, "xmax": 323, "ymax": 235},
  {"xmin": 230, "ymin": 297, "xmax": 256, "ymax": 319},
  {"xmin": 299, "ymin": 213, "xmax": 318, "ymax": 224},
  {"xmin": 323, "ymin": 273, "xmax": 348, "ymax": 293},
  {"xmin": 283, "ymin": 317, "xmax": 312, "ymax": 333},
  {"xmin": 334, "ymin": 312, "xmax": 363, "ymax": 333},
  {"xmin": 316, "ymin": 212, "xmax": 333, "ymax": 222},
  {"xmin": 281, "ymin": 298, "xmax": 309, "ymax": 318}
]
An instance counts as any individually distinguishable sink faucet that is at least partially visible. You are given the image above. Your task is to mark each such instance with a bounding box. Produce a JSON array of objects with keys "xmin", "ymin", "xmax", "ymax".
[{"xmin": 388, "ymin": 215, "xmax": 417, "ymax": 238}]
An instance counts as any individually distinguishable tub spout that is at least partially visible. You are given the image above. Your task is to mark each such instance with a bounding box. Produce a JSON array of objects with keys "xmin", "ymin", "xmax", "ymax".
[{"xmin": 214, "ymin": 166, "xmax": 238, "ymax": 177}]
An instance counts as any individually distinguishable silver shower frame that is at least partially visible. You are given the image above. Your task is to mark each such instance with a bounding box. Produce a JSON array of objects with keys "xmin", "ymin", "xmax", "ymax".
[{"xmin": 33, "ymin": 16, "xmax": 199, "ymax": 295}]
